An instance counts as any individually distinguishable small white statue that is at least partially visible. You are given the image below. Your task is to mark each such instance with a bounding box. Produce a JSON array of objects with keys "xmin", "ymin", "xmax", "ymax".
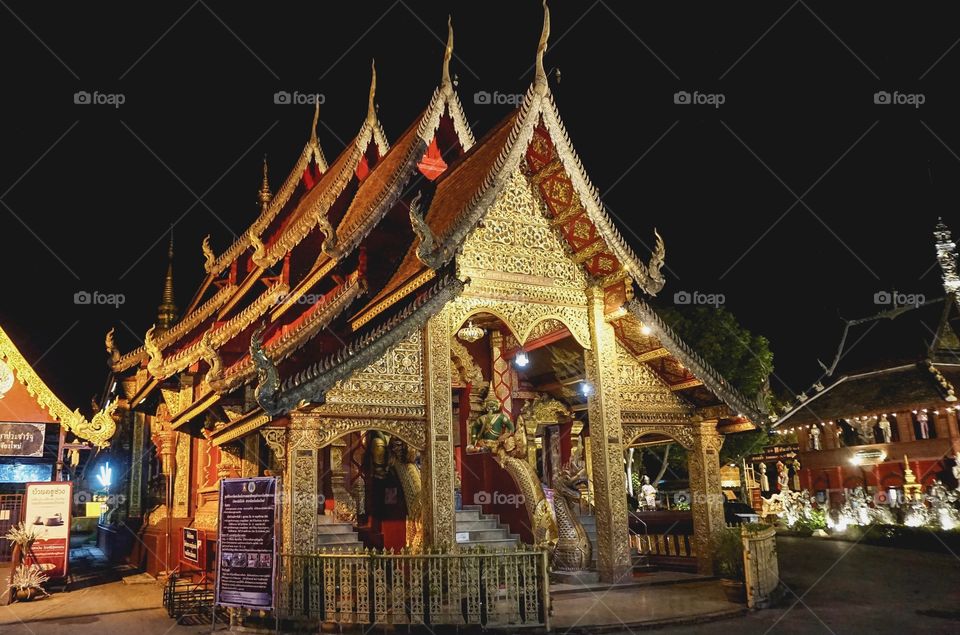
[
  {"xmin": 640, "ymin": 475, "xmax": 658, "ymax": 510},
  {"xmin": 952, "ymin": 456, "xmax": 960, "ymax": 492},
  {"xmin": 758, "ymin": 462, "xmax": 770, "ymax": 491},
  {"xmin": 878, "ymin": 415, "xmax": 892, "ymax": 443},
  {"xmin": 809, "ymin": 426, "xmax": 822, "ymax": 450},
  {"xmin": 792, "ymin": 459, "xmax": 802, "ymax": 492},
  {"xmin": 777, "ymin": 461, "xmax": 790, "ymax": 492},
  {"xmin": 917, "ymin": 411, "xmax": 930, "ymax": 439}
]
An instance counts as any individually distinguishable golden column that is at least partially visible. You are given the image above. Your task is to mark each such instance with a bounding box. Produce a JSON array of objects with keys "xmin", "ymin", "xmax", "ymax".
[
  {"xmin": 688, "ymin": 418, "xmax": 725, "ymax": 575},
  {"xmin": 584, "ymin": 286, "xmax": 632, "ymax": 582},
  {"xmin": 421, "ymin": 305, "xmax": 458, "ymax": 550}
]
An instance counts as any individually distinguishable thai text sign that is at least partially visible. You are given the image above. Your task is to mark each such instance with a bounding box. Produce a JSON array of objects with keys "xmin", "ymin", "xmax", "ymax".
[
  {"xmin": 182, "ymin": 527, "xmax": 203, "ymax": 566},
  {"xmin": 24, "ymin": 482, "xmax": 71, "ymax": 578},
  {"xmin": 215, "ymin": 477, "xmax": 277, "ymax": 610},
  {"xmin": 0, "ymin": 422, "xmax": 45, "ymax": 457}
]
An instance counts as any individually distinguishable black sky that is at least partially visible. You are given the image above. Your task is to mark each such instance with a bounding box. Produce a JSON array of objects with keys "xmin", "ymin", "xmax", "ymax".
[{"xmin": 1, "ymin": 1, "xmax": 959, "ymax": 408}]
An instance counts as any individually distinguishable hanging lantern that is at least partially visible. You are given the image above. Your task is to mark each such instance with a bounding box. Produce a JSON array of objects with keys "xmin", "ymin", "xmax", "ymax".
[{"xmin": 457, "ymin": 320, "xmax": 485, "ymax": 343}]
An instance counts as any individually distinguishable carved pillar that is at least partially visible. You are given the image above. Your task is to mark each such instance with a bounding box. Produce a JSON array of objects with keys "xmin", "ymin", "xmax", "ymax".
[
  {"xmin": 289, "ymin": 432, "xmax": 319, "ymax": 552},
  {"xmin": 128, "ymin": 411, "xmax": 146, "ymax": 518},
  {"xmin": 688, "ymin": 419, "xmax": 725, "ymax": 576},
  {"xmin": 172, "ymin": 433, "xmax": 191, "ymax": 517},
  {"xmin": 584, "ymin": 287, "xmax": 631, "ymax": 582},
  {"xmin": 422, "ymin": 305, "xmax": 457, "ymax": 550},
  {"xmin": 489, "ymin": 330, "xmax": 513, "ymax": 414},
  {"xmin": 329, "ymin": 439, "xmax": 357, "ymax": 524},
  {"xmin": 241, "ymin": 434, "xmax": 260, "ymax": 478}
]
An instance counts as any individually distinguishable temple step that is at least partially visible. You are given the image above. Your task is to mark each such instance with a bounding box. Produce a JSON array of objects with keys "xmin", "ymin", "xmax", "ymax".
[
  {"xmin": 315, "ymin": 513, "xmax": 363, "ymax": 549},
  {"xmin": 455, "ymin": 506, "xmax": 518, "ymax": 549}
]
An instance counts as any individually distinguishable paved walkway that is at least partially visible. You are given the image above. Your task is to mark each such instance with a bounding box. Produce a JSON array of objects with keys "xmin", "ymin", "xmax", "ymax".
[
  {"xmin": 3, "ymin": 536, "xmax": 958, "ymax": 633},
  {"xmin": 632, "ymin": 536, "xmax": 960, "ymax": 634}
]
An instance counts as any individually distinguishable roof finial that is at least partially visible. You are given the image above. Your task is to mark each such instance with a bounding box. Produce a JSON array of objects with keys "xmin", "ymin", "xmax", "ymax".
[
  {"xmin": 157, "ymin": 229, "xmax": 178, "ymax": 331},
  {"xmin": 310, "ymin": 100, "xmax": 320, "ymax": 144},
  {"xmin": 535, "ymin": 0, "xmax": 551, "ymax": 87},
  {"xmin": 442, "ymin": 15, "xmax": 454, "ymax": 87},
  {"xmin": 258, "ymin": 155, "xmax": 272, "ymax": 208},
  {"xmin": 367, "ymin": 59, "xmax": 377, "ymax": 122},
  {"xmin": 934, "ymin": 218, "xmax": 960, "ymax": 294}
]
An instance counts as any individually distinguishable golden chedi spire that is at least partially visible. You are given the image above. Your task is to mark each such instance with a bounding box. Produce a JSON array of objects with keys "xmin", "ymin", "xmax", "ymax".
[
  {"xmin": 367, "ymin": 59, "xmax": 377, "ymax": 123},
  {"xmin": 535, "ymin": 0, "xmax": 550, "ymax": 87},
  {"xmin": 157, "ymin": 231, "xmax": 178, "ymax": 332},
  {"xmin": 258, "ymin": 155, "xmax": 272, "ymax": 210},
  {"xmin": 442, "ymin": 15, "xmax": 454, "ymax": 87}
]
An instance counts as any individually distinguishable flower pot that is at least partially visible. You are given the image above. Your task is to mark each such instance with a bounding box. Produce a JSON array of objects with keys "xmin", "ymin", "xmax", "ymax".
[
  {"xmin": 720, "ymin": 578, "xmax": 746, "ymax": 603},
  {"xmin": 14, "ymin": 587, "xmax": 35, "ymax": 602}
]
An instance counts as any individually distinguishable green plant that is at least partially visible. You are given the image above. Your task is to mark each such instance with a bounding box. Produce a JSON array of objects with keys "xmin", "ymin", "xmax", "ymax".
[
  {"xmin": 675, "ymin": 500, "xmax": 690, "ymax": 511},
  {"xmin": 792, "ymin": 508, "xmax": 827, "ymax": 533},
  {"xmin": 10, "ymin": 564, "xmax": 49, "ymax": 592},
  {"xmin": 710, "ymin": 528, "xmax": 745, "ymax": 581}
]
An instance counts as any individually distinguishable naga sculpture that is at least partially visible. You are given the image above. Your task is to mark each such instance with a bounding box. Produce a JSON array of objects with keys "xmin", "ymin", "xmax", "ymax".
[
  {"xmin": 487, "ymin": 409, "xmax": 558, "ymax": 551},
  {"xmin": 552, "ymin": 454, "xmax": 592, "ymax": 571},
  {"xmin": 250, "ymin": 322, "xmax": 280, "ymax": 413},
  {"xmin": 388, "ymin": 437, "xmax": 424, "ymax": 552}
]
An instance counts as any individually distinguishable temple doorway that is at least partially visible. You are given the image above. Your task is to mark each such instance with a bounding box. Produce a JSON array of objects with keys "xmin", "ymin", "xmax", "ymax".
[{"xmin": 453, "ymin": 312, "xmax": 596, "ymax": 566}]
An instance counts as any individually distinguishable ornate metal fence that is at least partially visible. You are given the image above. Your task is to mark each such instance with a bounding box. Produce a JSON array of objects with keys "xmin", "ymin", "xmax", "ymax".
[
  {"xmin": 277, "ymin": 547, "xmax": 550, "ymax": 629},
  {"xmin": 742, "ymin": 525, "xmax": 779, "ymax": 609}
]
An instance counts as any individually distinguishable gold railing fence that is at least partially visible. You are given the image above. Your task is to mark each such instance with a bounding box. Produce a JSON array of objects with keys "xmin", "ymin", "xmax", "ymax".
[
  {"xmin": 632, "ymin": 533, "xmax": 696, "ymax": 558},
  {"xmin": 277, "ymin": 546, "xmax": 550, "ymax": 628}
]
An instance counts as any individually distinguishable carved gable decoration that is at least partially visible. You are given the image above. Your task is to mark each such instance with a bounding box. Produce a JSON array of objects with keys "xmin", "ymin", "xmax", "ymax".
[
  {"xmin": 618, "ymin": 343, "xmax": 691, "ymax": 421},
  {"xmin": 323, "ymin": 330, "xmax": 425, "ymax": 411},
  {"xmin": 458, "ymin": 168, "xmax": 587, "ymax": 303}
]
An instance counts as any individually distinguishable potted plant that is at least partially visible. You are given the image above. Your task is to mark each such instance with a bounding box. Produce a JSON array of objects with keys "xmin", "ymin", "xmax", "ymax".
[
  {"xmin": 711, "ymin": 527, "xmax": 746, "ymax": 603},
  {"xmin": 9, "ymin": 564, "xmax": 49, "ymax": 602}
]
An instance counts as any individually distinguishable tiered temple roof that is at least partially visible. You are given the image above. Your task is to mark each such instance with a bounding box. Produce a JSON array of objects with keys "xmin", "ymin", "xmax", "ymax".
[{"xmin": 108, "ymin": 7, "xmax": 764, "ymax": 442}]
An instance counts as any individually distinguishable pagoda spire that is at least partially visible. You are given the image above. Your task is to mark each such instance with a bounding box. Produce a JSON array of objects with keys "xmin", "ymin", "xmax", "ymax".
[
  {"xmin": 258, "ymin": 155, "xmax": 272, "ymax": 210},
  {"xmin": 535, "ymin": 0, "xmax": 550, "ymax": 87},
  {"xmin": 367, "ymin": 59, "xmax": 377, "ymax": 123},
  {"xmin": 934, "ymin": 218, "xmax": 960, "ymax": 294},
  {"xmin": 441, "ymin": 16, "xmax": 454, "ymax": 87},
  {"xmin": 157, "ymin": 230, "xmax": 178, "ymax": 331}
]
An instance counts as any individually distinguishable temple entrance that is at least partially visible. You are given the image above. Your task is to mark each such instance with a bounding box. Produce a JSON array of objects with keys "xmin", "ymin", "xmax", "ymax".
[
  {"xmin": 452, "ymin": 312, "xmax": 596, "ymax": 566},
  {"xmin": 320, "ymin": 430, "xmax": 423, "ymax": 552}
]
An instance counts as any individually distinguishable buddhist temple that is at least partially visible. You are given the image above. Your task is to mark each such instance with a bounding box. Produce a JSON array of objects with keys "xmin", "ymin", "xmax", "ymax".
[
  {"xmin": 773, "ymin": 219, "xmax": 960, "ymax": 504},
  {"xmin": 97, "ymin": 4, "xmax": 766, "ymax": 592}
]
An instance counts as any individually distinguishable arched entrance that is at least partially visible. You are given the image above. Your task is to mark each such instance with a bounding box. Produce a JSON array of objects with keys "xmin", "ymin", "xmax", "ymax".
[{"xmin": 622, "ymin": 423, "xmax": 726, "ymax": 575}]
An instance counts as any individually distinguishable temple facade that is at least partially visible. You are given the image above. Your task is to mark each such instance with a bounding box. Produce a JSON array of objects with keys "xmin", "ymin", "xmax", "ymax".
[{"xmin": 101, "ymin": 5, "xmax": 764, "ymax": 585}]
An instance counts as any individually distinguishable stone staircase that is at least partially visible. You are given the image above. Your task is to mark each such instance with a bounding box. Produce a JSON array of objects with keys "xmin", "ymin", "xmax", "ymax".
[
  {"xmin": 315, "ymin": 513, "xmax": 364, "ymax": 550},
  {"xmin": 455, "ymin": 505, "xmax": 519, "ymax": 548}
]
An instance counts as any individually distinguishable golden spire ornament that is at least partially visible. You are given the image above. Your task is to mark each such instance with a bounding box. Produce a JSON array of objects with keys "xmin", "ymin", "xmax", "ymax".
[
  {"xmin": 367, "ymin": 59, "xmax": 377, "ymax": 123},
  {"xmin": 441, "ymin": 15, "xmax": 454, "ymax": 86},
  {"xmin": 535, "ymin": 0, "xmax": 551, "ymax": 87},
  {"xmin": 310, "ymin": 99, "xmax": 320, "ymax": 145},
  {"xmin": 156, "ymin": 232, "xmax": 178, "ymax": 331},
  {"xmin": 258, "ymin": 156, "xmax": 272, "ymax": 209}
]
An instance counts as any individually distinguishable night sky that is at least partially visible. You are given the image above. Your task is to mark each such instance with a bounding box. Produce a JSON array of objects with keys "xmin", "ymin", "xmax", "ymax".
[{"xmin": 2, "ymin": 1, "xmax": 959, "ymax": 408}]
